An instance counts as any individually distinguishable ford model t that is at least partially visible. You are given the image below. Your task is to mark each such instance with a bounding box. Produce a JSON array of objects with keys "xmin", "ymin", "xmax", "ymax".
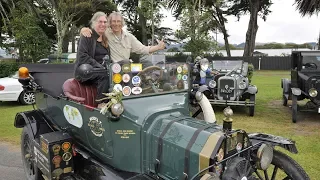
[
  {"xmin": 15, "ymin": 55, "xmax": 308, "ymax": 180},
  {"xmin": 192, "ymin": 58, "xmax": 257, "ymax": 116},
  {"xmin": 282, "ymin": 51, "xmax": 320, "ymax": 123}
]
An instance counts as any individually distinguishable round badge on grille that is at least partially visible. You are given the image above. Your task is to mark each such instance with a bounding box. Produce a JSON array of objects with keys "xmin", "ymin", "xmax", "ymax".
[
  {"xmin": 122, "ymin": 74, "xmax": 130, "ymax": 83},
  {"xmin": 112, "ymin": 63, "xmax": 121, "ymax": 73}
]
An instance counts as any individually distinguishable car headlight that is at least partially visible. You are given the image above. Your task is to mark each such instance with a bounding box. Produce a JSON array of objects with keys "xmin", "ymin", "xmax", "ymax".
[
  {"xmin": 111, "ymin": 103, "xmax": 124, "ymax": 117},
  {"xmin": 256, "ymin": 144, "xmax": 273, "ymax": 170},
  {"xmin": 208, "ymin": 80, "xmax": 216, "ymax": 88},
  {"xmin": 309, "ymin": 88, "xmax": 318, "ymax": 97},
  {"xmin": 239, "ymin": 81, "xmax": 246, "ymax": 89}
]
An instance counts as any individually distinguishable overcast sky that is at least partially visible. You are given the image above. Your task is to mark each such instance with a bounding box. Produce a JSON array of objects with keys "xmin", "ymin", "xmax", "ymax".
[{"xmin": 161, "ymin": 0, "xmax": 320, "ymax": 45}]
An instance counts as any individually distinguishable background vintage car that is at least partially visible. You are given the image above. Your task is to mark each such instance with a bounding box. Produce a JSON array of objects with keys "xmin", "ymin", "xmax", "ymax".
[{"xmin": 0, "ymin": 72, "xmax": 35, "ymax": 104}]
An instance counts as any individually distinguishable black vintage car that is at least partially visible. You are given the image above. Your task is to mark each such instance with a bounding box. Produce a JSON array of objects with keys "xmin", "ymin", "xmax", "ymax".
[
  {"xmin": 282, "ymin": 51, "xmax": 320, "ymax": 123},
  {"xmin": 192, "ymin": 58, "xmax": 257, "ymax": 116}
]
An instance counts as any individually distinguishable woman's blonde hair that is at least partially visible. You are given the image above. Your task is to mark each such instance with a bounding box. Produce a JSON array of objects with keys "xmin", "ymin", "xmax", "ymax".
[
  {"xmin": 90, "ymin": 11, "xmax": 108, "ymax": 48},
  {"xmin": 108, "ymin": 11, "xmax": 126, "ymax": 27}
]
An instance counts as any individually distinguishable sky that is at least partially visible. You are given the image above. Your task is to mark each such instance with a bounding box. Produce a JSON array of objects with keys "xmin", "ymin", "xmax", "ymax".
[{"xmin": 161, "ymin": 0, "xmax": 320, "ymax": 45}]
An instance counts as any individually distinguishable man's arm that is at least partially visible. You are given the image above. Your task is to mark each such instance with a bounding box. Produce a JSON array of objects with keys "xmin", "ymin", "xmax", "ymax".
[{"xmin": 130, "ymin": 34, "xmax": 165, "ymax": 54}]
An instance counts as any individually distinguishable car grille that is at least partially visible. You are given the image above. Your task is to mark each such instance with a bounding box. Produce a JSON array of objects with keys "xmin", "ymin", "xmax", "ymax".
[{"xmin": 218, "ymin": 79, "xmax": 235, "ymax": 100}]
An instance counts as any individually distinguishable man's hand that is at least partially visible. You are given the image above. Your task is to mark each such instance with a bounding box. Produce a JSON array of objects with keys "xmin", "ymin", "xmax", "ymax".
[
  {"xmin": 80, "ymin": 27, "xmax": 92, "ymax": 37},
  {"xmin": 156, "ymin": 39, "xmax": 166, "ymax": 50}
]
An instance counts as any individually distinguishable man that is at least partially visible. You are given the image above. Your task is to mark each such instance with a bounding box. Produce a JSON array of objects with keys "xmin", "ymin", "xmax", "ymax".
[{"xmin": 81, "ymin": 11, "xmax": 166, "ymax": 62}]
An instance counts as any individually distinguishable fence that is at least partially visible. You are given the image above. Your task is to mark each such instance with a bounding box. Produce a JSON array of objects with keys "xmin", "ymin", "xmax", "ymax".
[{"xmin": 166, "ymin": 56, "xmax": 291, "ymax": 70}]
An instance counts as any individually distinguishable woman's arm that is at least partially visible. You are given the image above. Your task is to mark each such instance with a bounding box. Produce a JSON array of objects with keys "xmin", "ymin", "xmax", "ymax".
[{"xmin": 77, "ymin": 35, "xmax": 103, "ymax": 68}]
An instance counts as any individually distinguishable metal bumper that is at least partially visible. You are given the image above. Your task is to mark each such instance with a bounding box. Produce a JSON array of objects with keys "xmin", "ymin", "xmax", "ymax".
[{"xmin": 209, "ymin": 99, "xmax": 255, "ymax": 106}]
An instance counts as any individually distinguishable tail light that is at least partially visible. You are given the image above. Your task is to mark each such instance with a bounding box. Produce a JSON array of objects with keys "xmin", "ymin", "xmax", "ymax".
[{"xmin": 0, "ymin": 85, "xmax": 4, "ymax": 91}]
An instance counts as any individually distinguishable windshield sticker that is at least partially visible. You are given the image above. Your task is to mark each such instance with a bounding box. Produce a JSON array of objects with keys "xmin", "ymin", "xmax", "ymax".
[
  {"xmin": 177, "ymin": 74, "xmax": 182, "ymax": 80},
  {"xmin": 122, "ymin": 74, "xmax": 130, "ymax": 83},
  {"xmin": 115, "ymin": 130, "xmax": 136, "ymax": 139},
  {"xmin": 63, "ymin": 105, "xmax": 83, "ymax": 128},
  {"xmin": 131, "ymin": 63, "xmax": 142, "ymax": 72},
  {"xmin": 132, "ymin": 76, "xmax": 141, "ymax": 86},
  {"xmin": 132, "ymin": 87, "xmax": 142, "ymax": 95},
  {"xmin": 113, "ymin": 84, "xmax": 123, "ymax": 92},
  {"xmin": 112, "ymin": 63, "xmax": 121, "ymax": 73},
  {"xmin": 182, "ymin": 75, "xmax": 188, "ymax": 81},
  {"xmin": 177, "ymin": 66, "xmax": 182, "ymax": 73},
  {"xmin": 113, "ymin": 73, "xmax": 122, "ymax": 84},
  {"xmin": 88, "ymin": 116, "xmax": 105, "ymax": 137},
  {"xmin": 122, "ymin": 64, "xmax": 131, "ymax": 73},
  {"xmin": 122, "ymin": 86, "xmax": 132, "ymax": 96}
]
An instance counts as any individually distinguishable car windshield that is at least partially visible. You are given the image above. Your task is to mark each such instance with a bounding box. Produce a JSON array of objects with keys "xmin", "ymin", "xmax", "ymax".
[
  {"xmin": 212, "ymin": 60, "xmax": 243, "ymax": 73},
  {"xmin": 109, "ymin": 55, "xmax": 189, "ymax": 98},
  {"xmin": 302, "ymin": 55, "xmax": 320, "ymax": 70}
]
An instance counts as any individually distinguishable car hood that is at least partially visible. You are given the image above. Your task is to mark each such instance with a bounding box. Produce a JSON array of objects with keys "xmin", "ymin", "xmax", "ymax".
[{"xmin": 0, "ymin": 77, "xmax": 19, "ymax": 85}]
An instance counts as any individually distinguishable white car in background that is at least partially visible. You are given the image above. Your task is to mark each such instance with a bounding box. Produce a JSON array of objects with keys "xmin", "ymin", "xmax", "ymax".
[{"xmin": 0, "ymin": 72, "xmax": 35, "ymax": 105}]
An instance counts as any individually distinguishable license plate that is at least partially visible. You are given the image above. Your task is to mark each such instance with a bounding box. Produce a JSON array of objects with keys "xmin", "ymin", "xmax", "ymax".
[{"xmin": 220, "ymin": 89, "xmax": 233, "ymax": 94}]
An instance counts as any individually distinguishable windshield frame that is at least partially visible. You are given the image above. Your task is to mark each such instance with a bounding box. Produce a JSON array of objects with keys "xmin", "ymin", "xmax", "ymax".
[{"xmin": 212, "ymin": 60, "xmax": 244, "ymax": 74}]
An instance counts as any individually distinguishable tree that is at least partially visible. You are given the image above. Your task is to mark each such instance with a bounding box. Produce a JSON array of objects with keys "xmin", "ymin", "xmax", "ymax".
[
  {"xmin": 36, "ymin": 0, "xmax": 92, "ymax": 57},
  {"xmin": 10, "ymin": 10, "xmax": 51, "ymax": 62},
  {"xmin": 228, "ymin": 0, "xmax": 272, "ymax": 57}
]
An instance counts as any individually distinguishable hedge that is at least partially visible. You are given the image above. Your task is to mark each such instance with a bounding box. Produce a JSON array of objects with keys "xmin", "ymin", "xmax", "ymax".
[{"xmin": 0, "ymin": 62, "xmax": 24, "ymax": 78}]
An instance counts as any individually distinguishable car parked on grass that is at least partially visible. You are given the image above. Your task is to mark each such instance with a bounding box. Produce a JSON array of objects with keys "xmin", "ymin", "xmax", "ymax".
[
  {"xmin": 282, "ymin": 51, "xmax": 320, "ymax": 123},
  {"xmin": 0, "ymin": 72, "xmax": 35, "ymax": 104},
  {"xmin": 191, "ymin": 58, "xmax": 257, "ymax": 116}
]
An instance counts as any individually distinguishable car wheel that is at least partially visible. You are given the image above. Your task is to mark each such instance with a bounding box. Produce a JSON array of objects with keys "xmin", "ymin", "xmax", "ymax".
[
  {"xmin": 292, "ymin": 94, "xmax": 297, "ymax": 123},
  {"xmin": 21, "ymin": 127, "xmax": 44, "ymax": 180},
  {"xmin": 249, "ymin": 94, "xmax": 255, "ymax": 116},
  {"xmin": 255, "ymin": 150, "xmax": 310, "ymax": 180},
  {"xmin": 282, "ymin": 94, "xmax": 288, "ymax": 106},
  {"xmin": 19, "ymin": 91, "xmax": 35, "ymax": 105}
]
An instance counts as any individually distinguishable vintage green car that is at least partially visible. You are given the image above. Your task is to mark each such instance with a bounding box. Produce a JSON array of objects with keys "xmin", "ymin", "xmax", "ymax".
[{"xmin": 14, "ymin": 56, "xmax": 309, "ymax": 180}]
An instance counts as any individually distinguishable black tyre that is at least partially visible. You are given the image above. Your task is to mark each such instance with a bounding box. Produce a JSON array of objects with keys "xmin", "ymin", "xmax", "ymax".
[
  {"xmin": 255, "ymin": 150, "xmax": 310, "ymax": 180},
  {"xmin": 19, "ymin": 91, "xmax": 35, "ymax": 105},
  {"xmin": 21, "ymin": 127, "xmax": 43, "ymax": 180},
  {"xmin": 292, "ymin": 95, "xmax": 297, "ymax": 123},
  {"xmin": 282, "ymin": 94, "xmax": 288, "ymax": 106},
  {"xmin": 249, "ymin": 94, "xmax": 255, "ymax": 116}
]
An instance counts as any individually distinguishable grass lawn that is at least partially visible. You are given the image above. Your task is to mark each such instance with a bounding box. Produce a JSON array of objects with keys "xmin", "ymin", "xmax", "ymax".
[{"xmin": 0, "ymin": 70, "xmax": 319, "ymax": 179}]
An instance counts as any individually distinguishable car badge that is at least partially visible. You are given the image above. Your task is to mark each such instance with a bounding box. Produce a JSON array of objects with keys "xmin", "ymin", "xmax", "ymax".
[
  {"xmin": 113, "ymin": 84, "xmax": 123, "ymax": 92},
  {"xmin": 132, "ymin": 87, "xmax": 142, "ymax": 95},
  {"xmin": 62, "ymin": 152, "xmax": 72, "ymax": 162},
  {"xmin": 113, "ymin": 73, "xmax": 122, "ymax": 84},
  {"xmin": 131, "ymin": 63, "xmax": 142, "ymax": 72},
  {"xmin": 52, "ymin": 144, "xmax": 61, "ymax": 155},
  {"xmin": 177, "ymin": 74, "xmax": 182, "ymax": 80},
  {"xmin": 122, "ymin": 74, "xmax": 130, "ymax": 83},
  {"xmin": 200, "ymin": 71, "xmax": 206, "ymax": 78},
  {"xmin": 177, "ymin": 80, "xmax": 184, "ymax": 89},
  {"xmin": 122, "ymin": 64, "xmax": 131, "ymax": 73},
  {"xmin": 132, "ymin": 76, "xmax": 141, "ymax": 86},
  {"xmin": 122, "ymin": 86, "xmax": 132, "ymax": 96},
  {"xmin": 177, "ymin": 66, "xmax": 182, "ymax": 74},
  {"xmin": 183, "ymin": 64, "xmax": 189, "ymax": 74},
  {"xmin": 225, "ymin": 85, "xmax": 229, "ymax": 89},
  {"xmin": 52, "ymin": 155, "xmax": 62, "ymax": 168},
  {"xmin": 112, "ymin": 63, "xmax": 121, "ymax": 73},
  {"xmin": 62, "ymin": 142, "xmax": 71, "ymax": 152},
  {"xmin": 88, "ymin": 116, "xmax": 105, "ymax": 137},
  {"xmin": 182, "ymin": 75, "xmax": 188, "ymax": 81}
]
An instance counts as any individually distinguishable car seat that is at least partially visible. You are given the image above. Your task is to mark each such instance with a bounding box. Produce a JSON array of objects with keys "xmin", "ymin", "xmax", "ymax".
[{"xmin": 62, "ymin": 78, "xmax": 97, "ymax": 107}]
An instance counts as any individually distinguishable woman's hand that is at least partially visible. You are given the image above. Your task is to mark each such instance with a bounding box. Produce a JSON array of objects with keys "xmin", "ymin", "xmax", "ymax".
[{"xmin": 80, "ymin": 27, "xmax": 92, "ymax": 37}]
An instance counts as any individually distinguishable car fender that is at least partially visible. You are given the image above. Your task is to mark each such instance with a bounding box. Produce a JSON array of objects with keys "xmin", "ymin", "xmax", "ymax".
[
  {"xmin": 246, "ymin": 85, "xmax": 258, "ymax": 94},
  {"xmin": 14, "ymin": 110, "xmax": 53, "ymax": 139},
  {"xmin": 248, "ymin": 133, "xmax": 298, "ymax": 154}
]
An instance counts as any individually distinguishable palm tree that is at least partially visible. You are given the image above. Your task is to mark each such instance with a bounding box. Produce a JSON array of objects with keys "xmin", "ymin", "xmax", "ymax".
[
  {"xmin": 0, "ymin": 0, "xmax": 15, "ymax": 26},
  {"xmin": 295, "ymin": 0, "xmax": 320, "ymax": 16}
]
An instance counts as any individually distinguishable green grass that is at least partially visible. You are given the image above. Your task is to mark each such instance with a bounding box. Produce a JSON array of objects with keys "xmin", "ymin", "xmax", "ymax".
[{"xmin": 0, "ymin": 70, "xmax": 319, "ymax": 179}]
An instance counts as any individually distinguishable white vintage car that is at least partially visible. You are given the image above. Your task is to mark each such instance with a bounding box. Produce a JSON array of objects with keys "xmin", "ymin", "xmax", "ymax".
[{"xmin": 0, "ymin": 72, "xmax": 35, "ymax": 104}]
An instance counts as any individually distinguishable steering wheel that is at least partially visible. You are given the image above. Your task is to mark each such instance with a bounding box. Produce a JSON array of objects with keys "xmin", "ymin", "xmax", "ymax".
[
  {"xmin": 137, "ymin": 66, "xmax": 163, "ymax": 92},
  {"xmin": 304, "ymin": 63, "xmax": 317, "ymax": 70}
]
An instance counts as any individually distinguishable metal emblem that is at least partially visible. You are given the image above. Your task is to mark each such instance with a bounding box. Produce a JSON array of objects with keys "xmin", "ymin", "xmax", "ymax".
[
  {"xmin": 62, "ymin": 142, "xmax": 71, "ymax": 152},
  {"xmin": 88, "ymin": 117, "xmax": 105, "ymax": 137},
  {"xmin": 225, "ymin": 85, "xmax": 229, "ymax": 89},
  {"xmin": 62, "ymin": 152, "xmax": 72, "ymax": 165},
  {"xmin": 122, "ymin": 86, "xmax": 132, "ymax": 96},
  {"xmin": 122, "ymin": 74, "xmax": 130, "ymax": 83},
  {"xmin": 112, "ymin": 63, "xmax": 121, "ymax": 73},
  {"xmin": 132, "ymin": 76, "xmax": 141, "ymax": 86}
]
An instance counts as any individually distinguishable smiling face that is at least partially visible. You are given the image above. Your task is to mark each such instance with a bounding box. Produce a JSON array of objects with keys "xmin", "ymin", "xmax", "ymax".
[
  {"xmin": 94, "ymin": 16, "xmax": 107, "ymax": 35},
  {"xmin": 109, "ymin": 15, "xmax": 123, "ymax": 33}
]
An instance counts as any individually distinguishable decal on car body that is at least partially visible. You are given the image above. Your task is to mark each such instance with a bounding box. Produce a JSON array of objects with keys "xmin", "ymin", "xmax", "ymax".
[
  {"xmin": 63, "ymin": 105, "xmax": 83, "ymax": 128},
  {"xmin": 88, "ymin": 116, "xmax": 105, "ymax": 137}
]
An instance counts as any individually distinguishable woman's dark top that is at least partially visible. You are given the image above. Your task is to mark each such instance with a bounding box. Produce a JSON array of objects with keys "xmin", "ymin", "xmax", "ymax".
[{"xmin": 95, "ymin": 41, "xmax": 110, "ymax": 64}]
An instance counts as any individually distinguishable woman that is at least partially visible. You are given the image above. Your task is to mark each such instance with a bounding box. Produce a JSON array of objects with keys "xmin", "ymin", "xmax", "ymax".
[{"xmin": 74, "ymin": 12, "xmax": 110, "ymax": 108}]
